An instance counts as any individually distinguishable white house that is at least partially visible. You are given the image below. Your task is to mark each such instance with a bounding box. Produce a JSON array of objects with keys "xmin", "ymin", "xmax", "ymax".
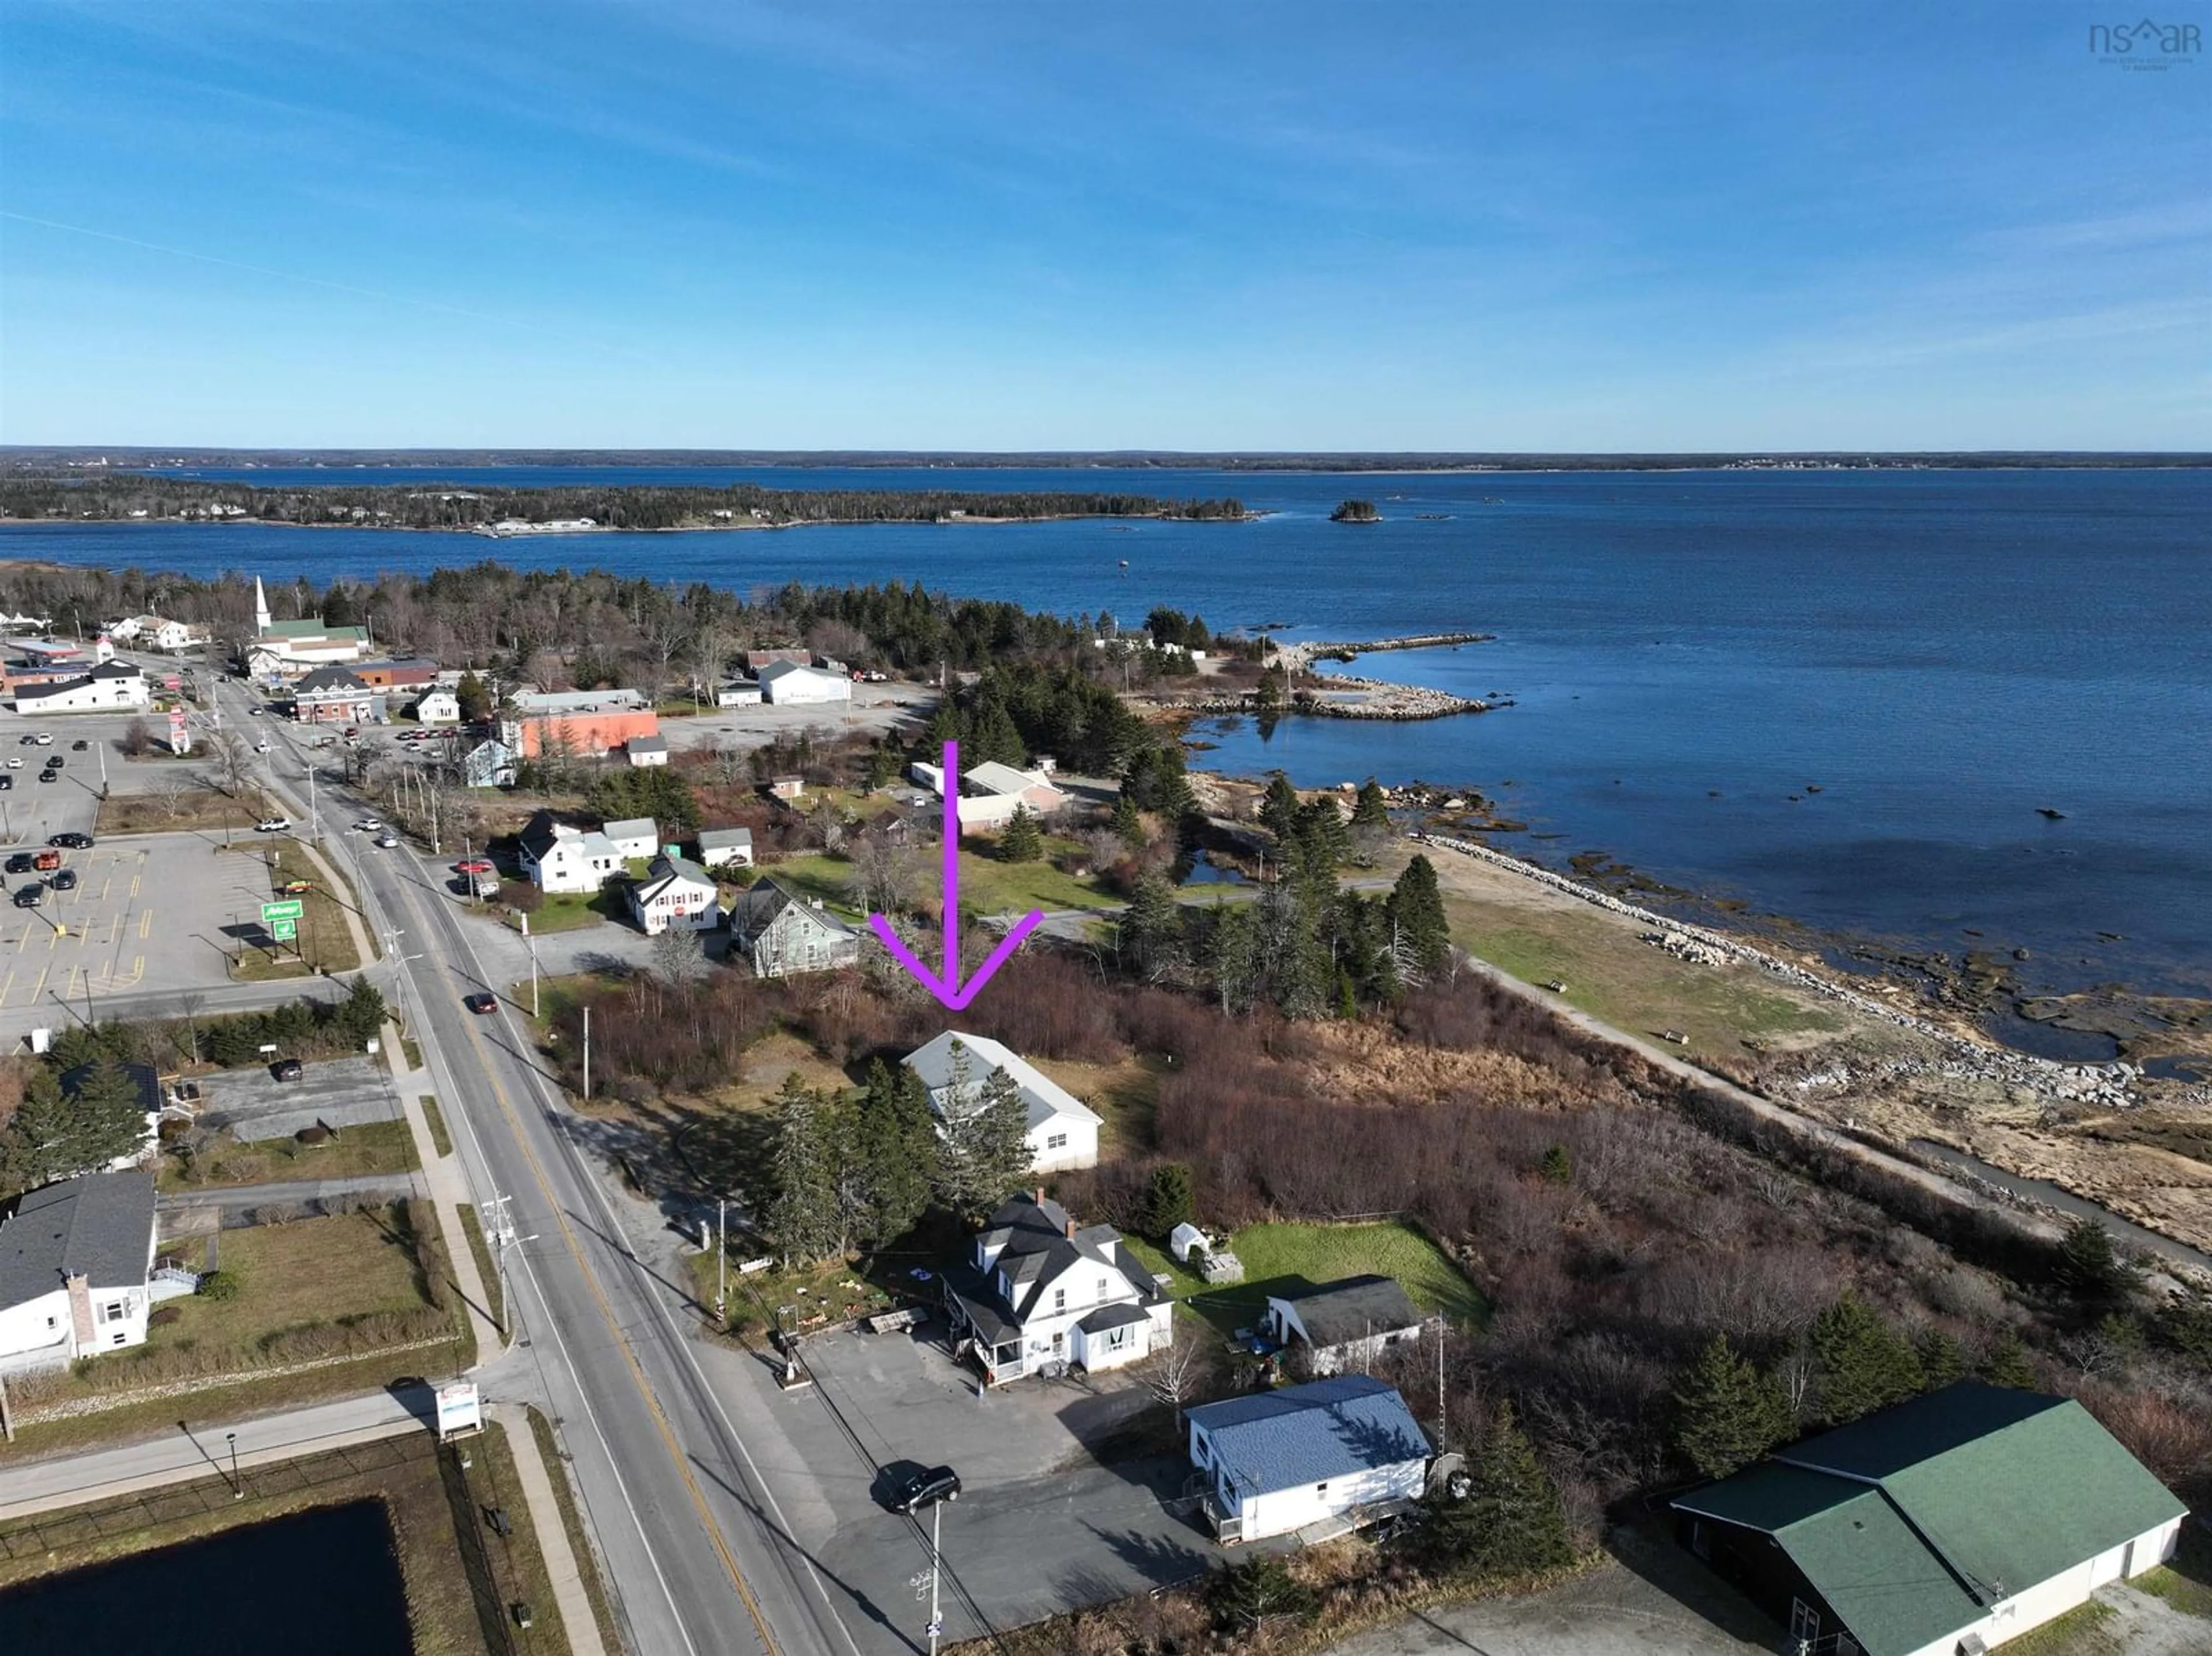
[
  {"xmin": 757, "ymin": 661, "xmax": 852, "ymax": 705},
  {"xmin": 460, "ymin": 738, "xmax": 518, "ymax": 789},
  {"xmin": 1673, "ymin": 1383, "xmax": 2188, "ymax": 1656},
  {"xmin": 626, "ymin": 735, "xmax": 669, "ymax": 768},
  {"xmin": 412, "ymin": 688, "xmax": 461, "ymax": 725},
  {"xmin": 908, "ymin": 759, "xmax": 1067, "ymax": 831},
  {"xmin": 105, "ymin": 615, "xmax": 199, "ymax": 652},
  {"xmin": 1187, "ymin": 1375, "xmax": 1432, "ymax": 1546},
  {"xmin": 696, "ymin": 827, "xmax": 755, "ymax": 870},
  {"xmin": 11, "ymin": 662, "xmax": 150, "ymax": 714},
  {"xmin": 714, "ymin": 684, "xmax": 763, "ymax": 707},
  {"xmin": 517, "ymin": 810, "xmax": 623, "ymax": 894},
  {"xmin": 601, "ymin": 817, "xmax": 659, "ymax": 862},
  {"xmin": 1265, "ymin": 1275, "xmax": 1427, "ymax": 1375},
  {"xmin": 940, "ymin": 1192, "xmax": 1173, "ymax": 1386},
  {"xmin": 626, "ymin": 855, "xmax": 721, "ymax": 936},
  {"xmin": 0, "ymin": 1171, "xmax": 168, "ymax": 1373},
  {"xmin": 903, "ymin": 1031, "xmax": 1101, "ymax": 1173}
]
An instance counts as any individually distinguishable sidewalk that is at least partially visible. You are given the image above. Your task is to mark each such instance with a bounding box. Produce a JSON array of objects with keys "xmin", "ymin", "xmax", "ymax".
[
  {"xmin": 380, "ymin": 1016, "xmax": 505, "ymax": 1364},
  {"xmin": 492, "ymin": 1401, "xmax": 610, "ymax": 1656}
]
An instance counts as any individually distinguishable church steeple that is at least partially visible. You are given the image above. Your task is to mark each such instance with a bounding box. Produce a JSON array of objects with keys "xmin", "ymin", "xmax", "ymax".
[{"xmin": 253, "ymin": 575, "xmax": 271, "ymax": 633}]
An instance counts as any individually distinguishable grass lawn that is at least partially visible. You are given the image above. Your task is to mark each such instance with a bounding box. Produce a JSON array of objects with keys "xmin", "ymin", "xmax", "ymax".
[
  {"xmin": 527, "ymin": 1407, "xmax": 624, "ymax": 1656},
  {"xmin": 219, "ymin": 835, "xmax": 363, "ymax": 976},
  {"xmin": 2134, "ymin": 1522, "xmax": 2212, "ymax": 1619},
  {"xmin": 421, "ymin": 1093, "xmax": 454, "ymax": 1157},
  {"xmin": 96, "ymin": 786, "xmax": 279, "ymax": 837},
  {"xmin": 162, "ymin": 1209, "xmax": 435, "ymax": 1356},
  {"xmin": 0, "ymin": 1426, "xmax": 574, "ymax": 1656},
  {"xmin": 504, "ymin": 884, "xmax": 627, "ymax": 933},
  {"xmin": 1990, "ymin": 1599, "xmax": 2119, "ymax": 1656},
  {"xmin": 1028, "ymin": 1053, "xmax": 1161, "ymax": 1155},
  {"xmin": 159, "ymin": 1118, "xmax": 419, "ymax": 1192},
  {"xmin": 1124, "ymin": 1219, "xmax": 1487, "ymax": 1339},
  {"xmin": 1437, "ymin": 891, "xmax": 1848, "ymax": 1066},
  {"xmin": 690, "ymin": 1248, "xmax": 892, "ymax": 1341},
  {"xmin": 767, "ymin": 844, "xmax": 1107, "ymax": 919}
]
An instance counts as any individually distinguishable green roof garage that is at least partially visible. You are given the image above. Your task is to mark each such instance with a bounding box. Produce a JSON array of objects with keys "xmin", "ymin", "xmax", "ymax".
[{"xmin": 1672, "ymin": 1382, "xmax": 2185, "ymax": 1656}]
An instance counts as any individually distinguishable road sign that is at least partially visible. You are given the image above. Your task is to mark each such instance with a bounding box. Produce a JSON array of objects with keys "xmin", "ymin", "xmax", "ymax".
[
  {"xmin": 260, "ymin": 898, "xmax": 305, "ymax": 926},
  {"xmin": 271, "ymin": 919, "xmax": 297, "ymax": 942}
]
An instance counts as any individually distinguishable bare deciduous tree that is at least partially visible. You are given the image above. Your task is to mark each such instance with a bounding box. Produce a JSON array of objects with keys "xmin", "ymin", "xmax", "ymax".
[{"xmin": 1139, "ymin": 1313, "xmax": 1209, "ymax": 1428}]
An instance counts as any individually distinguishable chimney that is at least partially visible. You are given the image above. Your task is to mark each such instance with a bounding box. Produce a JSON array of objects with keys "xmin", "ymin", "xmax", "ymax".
[
  {"xmin": 1033, "ymin": 1187, "xmax": 1046, "ymax": 1208},
  {"xmin": 1065, "ymin": 1218, "xmax": 1078, "ymax": 1241},
  {"xmin": 65, "ymin": 1272, "xmax": 94, "ymax": 1353}
]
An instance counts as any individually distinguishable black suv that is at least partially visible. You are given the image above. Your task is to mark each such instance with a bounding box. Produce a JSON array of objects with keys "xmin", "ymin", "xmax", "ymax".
[
  {"xmin": 4, "ymin": 853, "xmax": 32, "ymax": 875},
  {"xmin": 890, "ymin": 1465, "xmax": 961, "ymax": 1514},
  {"xmin": 50, "ymin": 869, "xmax": 78, "ymax": 892},
  {"xmin": 12, "ymin": 885, "xmax": 41, "ymax": 909}
]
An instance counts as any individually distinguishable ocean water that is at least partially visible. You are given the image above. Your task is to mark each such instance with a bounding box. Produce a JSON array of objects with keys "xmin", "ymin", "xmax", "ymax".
[{"xmin": 5, "ymin": 466, "xmax": 2207, "ymax": 1002}]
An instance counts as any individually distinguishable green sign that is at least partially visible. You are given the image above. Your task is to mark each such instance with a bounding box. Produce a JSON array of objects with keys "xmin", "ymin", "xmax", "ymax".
[
  {"xmin": 260, "ymin": 898, "xmax": 305, "ymax": 926},
  {"xmin": 271, "ymin": 919, "xmax": 298, "ymax": 942}
]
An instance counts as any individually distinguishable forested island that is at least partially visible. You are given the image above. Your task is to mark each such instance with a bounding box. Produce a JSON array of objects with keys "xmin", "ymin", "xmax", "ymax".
[
  {"xmin": 0, "ymin": 475, "xmax": 1248, "ymax": 532},
  {"xmin": 1330, "ymin": 498, "xmax": 1382, "ymax": 522}
]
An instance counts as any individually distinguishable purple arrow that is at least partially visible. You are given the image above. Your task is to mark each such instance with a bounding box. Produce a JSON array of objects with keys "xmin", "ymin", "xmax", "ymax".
[{"xmin": 869, "ymin": 740, "xmax": 1043, "ymax": 1010}]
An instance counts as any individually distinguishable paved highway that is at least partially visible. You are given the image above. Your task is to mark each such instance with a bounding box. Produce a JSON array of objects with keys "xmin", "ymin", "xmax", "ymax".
[{"xmin": 230, "ymin": 683, "xmax": 869, "ymax": 1656}]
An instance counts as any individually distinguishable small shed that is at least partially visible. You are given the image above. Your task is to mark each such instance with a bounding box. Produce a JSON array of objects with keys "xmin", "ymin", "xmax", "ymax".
[
  {"xmin": 626, "ymin": 734, "xmax": 669, "ymax": 768},
  {"xmin": 698, "ymin": 827, "xmax": 755, "ymax": 870}
]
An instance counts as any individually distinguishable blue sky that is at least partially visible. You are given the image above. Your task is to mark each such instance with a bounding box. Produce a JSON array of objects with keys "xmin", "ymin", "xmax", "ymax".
[{"xmin": 1, "ymin": 2, "xmax": 2205, "ymax": 449}]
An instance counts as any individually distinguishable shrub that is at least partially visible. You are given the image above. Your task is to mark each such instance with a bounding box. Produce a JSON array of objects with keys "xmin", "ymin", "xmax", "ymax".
[
  {"xmin": 197, "ymin": 1269, "xmax": 240, "ymax": 1302},
  {"xmin": 499, "ymin": 878, "xmax": 543, "ymax": 914},
  {"xmin": 149, "ymin": 1305, "xmax": 183, "ymax": 1327},
  {"xmin": 295, "ymin": 1125, "xmax": 332, "ymax": 1146}
]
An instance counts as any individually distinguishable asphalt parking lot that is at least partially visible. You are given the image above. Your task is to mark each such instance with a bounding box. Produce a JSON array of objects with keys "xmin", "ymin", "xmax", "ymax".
[
  {"xmin": 708, "ymin": 1317, "xmax": 1222, "ymax": 1650},
  {"xmin": 197, "ymin": 1054, "xmax": 402, "ymax": 1141}
]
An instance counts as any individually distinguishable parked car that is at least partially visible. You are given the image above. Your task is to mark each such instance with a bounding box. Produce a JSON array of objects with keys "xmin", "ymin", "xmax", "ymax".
[
  {"xmin": 33, "ymin": 733, "xmax": 52, "ymax": 746},
  {"xmin": 271, "ymin": 1058, "xmax": 304, "ymax": 1081},
  {"xmin": 50, "ymin": 869, "xmax": 78, "ymax": 892},
  {"xmin": 255, "ymin": 817, "xmax": 290, "ymax": 833},
  {"xmin": 464, "ymin": 992, "xmax": 498, "ymax": 1014},
  {"xmin": 247, "ymin": 706, "xmax": 262, "ymax": 716},
  {"xmin": 70, "ymin": 740, "xmax": 88, "ymax": 751},
  {"xmin": 36, "ymin": 770, "xmax": 56, "ymax": 783},
  {"xmin": 890, "ymin": 1465, "xmax": 961, "ymax": 1514},
  {"xmin": 12, "ymin": 885, "xmax": 41, "ymax": 909},
  {"xmin": 44, "ymin": 757, "xmax": 62, "ymax": 770},
  {"xmin": 4, "ymin": 853, "xmax": 32, "ymax": 875},
  {"xmin": 14, "ymin": 736, "xmax": 32, "ymax": 746},
  {"xmin": 6, "ymin": 758, "xmax": 21, "ymax": 770},
  {"xmin": 0, "ymin": 777, "xmax": 12, "ymax": 792}
]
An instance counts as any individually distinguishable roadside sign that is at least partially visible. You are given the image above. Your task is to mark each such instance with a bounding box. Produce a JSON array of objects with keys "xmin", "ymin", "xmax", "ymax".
[
  {"xmin": 260, "ymin": 898, "xmax": 305, "ymax": 926},
  {"xmin": 434, "ymin": 1381, "xmax": 482, "ymax": 1441},
  {"xmin": 271, "ymin": 919, "xmax": 297, "ymax": 942}
]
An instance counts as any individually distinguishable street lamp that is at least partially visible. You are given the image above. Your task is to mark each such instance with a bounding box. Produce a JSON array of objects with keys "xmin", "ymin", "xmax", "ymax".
[{"xmin": 227, "ymin": 1430, "xmax": 242, "ymax": 1499}]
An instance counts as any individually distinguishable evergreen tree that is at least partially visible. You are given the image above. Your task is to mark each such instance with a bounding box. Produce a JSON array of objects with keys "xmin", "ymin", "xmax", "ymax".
[
  {"xmin": 1259, "ymin": 773, "xmax": 1301, "ymax": 844},
  {"xmin": 1537, "ymin": 1145, "xmax": 1573, "ymax": 1186},
  {"xmin": 998, "ymin": 804, "xmax": 1044, "ymax": 863},
  {"xmin": 1206, "ymin": 1554, "xmax": 1315, "ymax": 1634},
  {"xmin": 455, "ymin": 669, "xmax": 492, "ymax": 723},
  {"xmin": 1116, "ymin": 875, "xmax": 1185, "ymax": 981},
  {"xmin": 1288, "ymin": 798, "xmax": 1350, "ymax": 885},
  {"xmin": 1673, "ymin": 1334, "xmax": 1793, "ymax": 1480},
  {"xmin": 1979, "ymin": 1331, "xmax": 2037, "ymax": 1389},
  {"xmin": 0, "ymin": 1060, "xmax": 149, "ymax": 1193},
  {"xmin": 1133, "ymin": 1162, "xmax": 1195, "ymax": 1240},
  {"xmin": 1351, "ymin": 779, "xmax": 1391, "ymax": 831},
  {"xmin": 1407, "ymin": 1403, "xmax": 1574, "ymax": 1579},
  {"xmin": 2150, "ymin": 1287, "xmax": 2212, "ymax": 1367},
  {"xmin": 764, "ymin": 1077, "xmax": 842, "ymax": 1267},
  {"xmin": 1206, "ymin": 900, "xmax": 1263, "ymax": 1016},
  {"xmin": 852, "ymin": 1062, "xmax": 937, "ymax": 1246},
  {"xmin": 1915, "ymin": 1327, "xmax": 1968, "ymax": 1390},
  {"xmin": 1110, "ymin": 790, "xmax": 1146, "ymax": 847},
  {"xmin": 1387, "ymin": 855, "xmax": 1452, "ymax": 982},
  {"xmin": 335, "ymin": 978, "xmax": 388, "ymax": 1048},
  {"xmin": 967, "ymin": 696, "xmax": 1026, "ymax": 767},
  {"xmin": 1809, "ymin": 1291, "xmax": 1925, "ymax": 1425},
  {"xmin": 2054, "ymin": 1217, "xmax": 2140, "ymax": 1313},
  {"xmin": 933, "ymin": 1044, "xmax": 1033, "ymax": 1218}
]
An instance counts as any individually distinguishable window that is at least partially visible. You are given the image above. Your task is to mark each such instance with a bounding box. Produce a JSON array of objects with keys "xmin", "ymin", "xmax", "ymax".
[
  {"xmin": 1053, "ymin": 1287, "xmax": 1066, "ymax": 1313},
  {"xmin": 1315, "ymin": 1481, "xmax": 1329, "ymax": 1498},
  {"xmin": 1046, "ymin": 1132, "xmax": 1067, "ymax": 1150},
  {"xmin": 103, "ymin": 1301, "xmax": 126, "ymax": 1322},
  {"xmin": 111, "ymin": 1331, "xmax": 127, "ymax": 1346},
  {"xmin": 1097, "ymin": 1277, "xmax": 1109, "ymax": 1302}
]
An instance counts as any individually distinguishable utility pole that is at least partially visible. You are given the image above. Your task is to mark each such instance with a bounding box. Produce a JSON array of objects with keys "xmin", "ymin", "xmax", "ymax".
[
  {"xmin": 715, "ymin": 1196, "xmax": 727, "ymax": 1320},
  {"xmin": 927, "ymin": 1495, "xmax": 944, "ymax": 1655},
  {"xmin": 524, "ymin": 912, "xmax": 539, "ymax": 1017},
  {"xmin": 581, "ymin": 1005, "xmax": 590, "ymax": 1100},
  {"xmin": 1435, "ymin": 1317, "xmax": 1447, "ymax": 1446}
]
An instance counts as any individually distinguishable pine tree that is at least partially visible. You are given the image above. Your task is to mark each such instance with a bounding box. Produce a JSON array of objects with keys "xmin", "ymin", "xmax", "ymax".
[
  {"xmin": 2055, "ymin": 1217, "xmax": 2139, "ymax": 1313},
  {"xmin": 998, "ymin": 804, "xmax": 1044, "ymax": 863},
  {"xmin": 764, "ymin": 1077, "xmax": 842, "ymax": 1267},
  {"xmin": 1387, "ymin": 855, "xmax": 1452, "ymax": 981},
  {"xmin": 1409, "ymin": 1403, "xmax": 1574, "ymax": 1579},
  {"xmin": 1351, "ymin": 779, "xmax": 1391, "ymax": 831},
  {"xmin": 6, "ymin": 1060, "xmax": 152, "ymax": 1188},
  {"xmin": 852, "ymin": 1062, "xmax": 937, "ymax": 1246},
  {"xmin": 933, "ymin": 1044, "xmax": 1033, "ymax": 1218},
  {"xmin": 1537, "ymin": 1145, "xmax": 1573, "ymax": 1185},
  {"xmin": 1259, "ymin": 773, "xmax": 1300, "ymax": 844},
  {"xmin": 1111, "ymin": 790, "xmax": 1146, "ymax": 847},
  {"xmin": 1979, "ymin": 1331, "xmax": 2037, "ymax": 1389},
  {"xmin": 456, "ymin": 669, "xmax": 491, "ymax": 723},
  {"xmin": 1915, "ymin": 1327, "xmax": 1968, "ymax": 1390},
  {"xmin": 1810, "ymin": 1291, "xmax": 1925, "ymax": 1425},
  {"xmin": 1133, "ymin": 1162, "xmax": 1195, "ymax": 1240},
  {"xmin": 1117, "ymin": 874, "xmax": 1184, "ymax": 980},
  {"xmin": 1673, "ymin": 1334, "xmax": 1792, "ymax": 1480}
]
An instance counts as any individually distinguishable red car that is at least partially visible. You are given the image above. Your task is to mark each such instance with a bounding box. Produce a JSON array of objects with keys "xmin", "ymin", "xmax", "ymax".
[
  {"xmin": 454, "ymin": 858, "xmax": 494, "ymax": 874},
  {"xmin": 464, "ymin": 992, "xmax": 497, "ymax": 1015}
]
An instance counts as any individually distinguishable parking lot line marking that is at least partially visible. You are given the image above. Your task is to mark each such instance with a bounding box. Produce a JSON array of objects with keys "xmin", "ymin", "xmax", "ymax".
[
  {"xmin": 130, "ymin": 872, "xmax": 141, "ymax": 899},
  {"xmin": 15, "ymin": 920, "xmax": 32, "ymax": 952},
  {"xmin": 0, "ymin": 971, "xmax": 13, "ymax": 1006},
  {"xmin": 138, "ymin": 908, "xmax": 152, "ymax": 940},
  {"xmin": 31, "ymin": 964, "xmax": 48, "ymax": 1002}
]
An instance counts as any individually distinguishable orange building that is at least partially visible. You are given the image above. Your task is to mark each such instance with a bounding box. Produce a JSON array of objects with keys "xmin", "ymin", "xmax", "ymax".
[{"xmin": 499, "ymin": 689, "xmax": 660, "ymax": 759}]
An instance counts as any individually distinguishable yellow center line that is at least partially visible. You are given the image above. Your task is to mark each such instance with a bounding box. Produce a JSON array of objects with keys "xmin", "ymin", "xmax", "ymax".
[
  {"xmin": 460, "ymin": 1026, "xmax": 786, "ymax": 1656},
  {"xmin": 129, "ymin": 872, "xmax": 141, "ymax": 899}
]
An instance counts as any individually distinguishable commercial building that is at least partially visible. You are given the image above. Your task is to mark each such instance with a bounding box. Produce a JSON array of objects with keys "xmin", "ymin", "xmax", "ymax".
[
  {"xmin": 290, "ymin": 665, "xmax": 375, "ymax": 725},
  {"xmin": 499, "ymin": 688, "xmax": 660, "ymax": 759},
  {"xmin": 909, "ymin": 758, "xmax": 1067, "ymax": 831},
  {"xmin": 757, "ymin": 661, "xmax": 852, "ymax": 705},
  {"xmin": 1672, "ymin": 1383, "xmax": 2187, "ymax": 1656},
  {"xmin": 11, "ymin": 662, "xmax": 150, "ymax": 714}
]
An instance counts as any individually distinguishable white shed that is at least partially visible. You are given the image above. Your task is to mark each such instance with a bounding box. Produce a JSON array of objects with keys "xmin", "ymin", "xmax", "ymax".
[{"xmin": 758, "ymin": 661, "xmax": 852, "ymax": 705}]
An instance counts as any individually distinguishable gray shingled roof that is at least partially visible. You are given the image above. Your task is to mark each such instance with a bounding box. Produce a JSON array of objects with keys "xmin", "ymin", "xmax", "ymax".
[
  {"xmin": 1188, "ymin": 1375, "xmax": 1430, "ymax": 1496},
  {"xmin": 0, "ymin": 1171, "xmax": 156, "ymax": 1308},
  {"xmin": 1275, "ymin": 1275, "xmax": 1425, "ymax": 1348}
]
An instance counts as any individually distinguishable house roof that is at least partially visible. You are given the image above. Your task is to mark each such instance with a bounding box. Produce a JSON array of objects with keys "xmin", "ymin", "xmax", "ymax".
[
  {"xmin": 1672, "ymin": 1384, "xmax": 2187, "ymax": 1656},
  {"xmin": 1080, "ymin": 1301, "xmax": 1152, "ymax": 1334},
  {"xmin": 518, "ymin": 810, "xmax": 615, "ymax": 862},
  {"xmin": 260, "ymin": 619, "xmax": 369, "ymax": 641},
  {"xmin": 0, "ymin": 1171, "xmax": 157, "ymax": 1307},
  {"xmin": 603, "ymin": 816, "xmax": 657, "ymax": 843},
  {"xmin": 968, "ymin": 1193, "xmax": 1158, "ymax": 1323},
  {"xmin": 510, "ymin": 688, "xmax": 647, "ymax": 714},
  {"xmin": 904, "ymin": 1030, "xmax": 1103, "ymax": 1138},
  {"xmin": 698, "ymin": 827, "xmax": 754, "ymax": 850},
  {"xmin": 757, "ymin": 660, "xmax": 843, "ymax": 685},
  {"xmin": 1272, "ymin": 1275, "xmax": 1425, "ymax": 1347},
  {"xmin": 627, "ymin": 736, "xmax": 669, "ymax": 755},
  {"xmin": 964, "ymin": 760, "xmax": 1052, "ymax": 798},
  {"xmin": 13, "ymin": 676, "xmax": 93, "ymax": 701},
  {"xmin": 1187, "ymin": 1375, "xmax": 1431, "ymax": 1497},
  {"xmin": 636, "ymin": 855, "xmax": 715, "ymax": 901},
  {"xmin": 293, "ymin": 666, "xmax": 369, "ymax": 694},
  {"xmin": 729, "ymin": 876, "xmax": 861, "ymax": 942},
  {"xmin": 89, "ymin": 661, "xmax": 143, "ymax": 681}
]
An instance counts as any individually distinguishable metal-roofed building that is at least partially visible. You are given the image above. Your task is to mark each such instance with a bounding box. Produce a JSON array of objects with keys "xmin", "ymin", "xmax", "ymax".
[
  {"xmin": 1185, "ymin": 1374, "xmax": 1431, "ymax": 1545},
  {"xmin": 903, "ymin": 1030, "xmax": 1101, "ymax": 1172},
  {"xmin": 1672, "ymin": 1382, "xmax": 2186, "ymax": 1656},
  {"xmin": 1264, "ymin": 1275, "xmax": 1427, "ymax": 1375}
]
